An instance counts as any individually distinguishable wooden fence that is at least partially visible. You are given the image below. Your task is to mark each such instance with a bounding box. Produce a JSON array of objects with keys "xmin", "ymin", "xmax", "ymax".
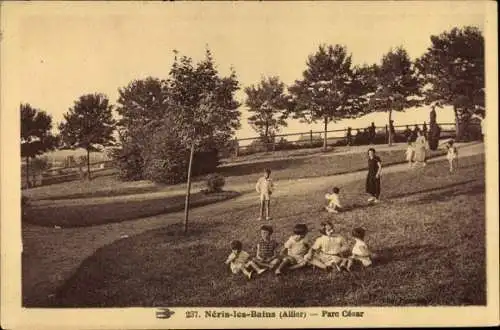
[
  {"xmin": 21, "ymin": 121, "xmax": 481, "ymax": 188},
  {"xmin": 21, "ymin": 160, "xmax": 116, "ymax": 189},
  {"xmin": 229, "ymin": 122, "xmax": 477, "ymax": 157}
]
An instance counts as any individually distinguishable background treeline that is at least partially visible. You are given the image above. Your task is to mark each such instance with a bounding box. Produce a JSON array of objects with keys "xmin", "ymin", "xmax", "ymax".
[{"xmin": 21, "ymin": 26, "xmax": 485, "ymax": 186}]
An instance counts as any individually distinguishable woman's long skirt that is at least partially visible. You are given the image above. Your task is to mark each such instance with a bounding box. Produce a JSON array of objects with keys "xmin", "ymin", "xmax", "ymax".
[{"xmin": 366, "ymin": 174, "xmax": 380, "ymax": 198}]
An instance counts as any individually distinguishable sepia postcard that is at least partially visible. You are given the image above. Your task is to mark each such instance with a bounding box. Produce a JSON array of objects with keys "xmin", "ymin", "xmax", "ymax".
[{"xmin": 1, "ymin": 1, "xmax": 498, "ymax": 329}]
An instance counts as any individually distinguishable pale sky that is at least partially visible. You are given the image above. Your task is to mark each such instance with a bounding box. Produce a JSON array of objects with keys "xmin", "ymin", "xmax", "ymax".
[{"xmin": 1, "ymin": 1, "xmax": 488, "ymax": 141}]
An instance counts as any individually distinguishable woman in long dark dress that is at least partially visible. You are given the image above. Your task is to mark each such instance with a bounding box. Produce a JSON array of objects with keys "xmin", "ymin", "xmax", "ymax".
[{"xmin": 366, "ymin": 148, "xmax": 382, "ymax": 203}]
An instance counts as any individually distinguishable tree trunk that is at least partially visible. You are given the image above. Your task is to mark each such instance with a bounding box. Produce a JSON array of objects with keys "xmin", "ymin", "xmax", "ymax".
[
  {"xmin": 87, "ymin": 148, "xmax": 91, "ymax": 181},
  {"xmin": 388, "ymin": 110, "xmax": 393, "ymax": 146},
  {"xmin": 264, "ymin": 123, "xmax": 269, "ymax": 152},
  {"xmin": 184, "ymin": 142, "xmax": 195, "ymax": 233},
  {"xmin": 25, "ymin": 156, "xmax": 30, "ymax": 189},
  {"xmin": 323, "ymin": 117, "xmax": 328, "ymax": 151}
]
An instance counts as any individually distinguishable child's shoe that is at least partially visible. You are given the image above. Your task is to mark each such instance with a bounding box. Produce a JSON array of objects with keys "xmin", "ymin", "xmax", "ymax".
[
  {"xmin": 257, "ymin": 268, "xmax": 267, "ymax": 275},
  {"xmin": 266, "ymin": 217, "xmax": 272, "ymax": 221}
]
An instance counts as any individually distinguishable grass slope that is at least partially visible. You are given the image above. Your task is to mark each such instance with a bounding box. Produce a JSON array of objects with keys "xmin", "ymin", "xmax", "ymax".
[
  {"xmin": 26, "ymin": 148, "xmax": 446, "ymax": 201},
  {"xmin": 52, "ymin": 154, "xmax": 485, "ymax": 307},
  {"xmin": 24, "ymin": 191, "xmax": 240, "ymax": 228}
]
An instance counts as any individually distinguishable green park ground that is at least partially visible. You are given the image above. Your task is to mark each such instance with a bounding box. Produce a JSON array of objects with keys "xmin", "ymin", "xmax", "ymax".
[{"xmin": 22, "ymin": 141, "xmax": 486, "ymax": 307}]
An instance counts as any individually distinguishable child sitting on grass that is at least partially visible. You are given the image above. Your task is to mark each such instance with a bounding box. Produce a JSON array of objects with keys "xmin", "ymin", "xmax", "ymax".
[
  {"xmin": 325, "ymin": 187, "xmax": 343, "ymax": 213},
  {"xmin": 225, "ymin": 240, "xmax": 266, "ymax": 279},
  {"xmin": 342, "ymin": 227, "xmax": 376, "ymax": 272},
  {"xmin": 247, "ymin": 225, "xmax": 280, "ymax": 271},
  {"xmin": 305, "ymin": 221, "xmax": 350, "ymax": 272},
  {"xmin": 275, "ymin": 224, "xmax": 310, "ymax": 276}
]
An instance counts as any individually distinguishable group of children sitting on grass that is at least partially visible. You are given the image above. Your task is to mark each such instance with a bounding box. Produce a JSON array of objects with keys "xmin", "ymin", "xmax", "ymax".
[{"xmin": 225, "ymin": 221, "xmax": 375, "ymax": 279}]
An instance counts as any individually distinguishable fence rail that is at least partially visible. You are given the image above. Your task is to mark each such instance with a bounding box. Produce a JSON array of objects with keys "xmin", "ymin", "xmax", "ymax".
[
  {"xmin": 230, "ymin": 122, "xmax": 476, "ymax": 157},
  {"xmin": 21, "ymin": 160, "xmax": 116, "ymax": 189}
]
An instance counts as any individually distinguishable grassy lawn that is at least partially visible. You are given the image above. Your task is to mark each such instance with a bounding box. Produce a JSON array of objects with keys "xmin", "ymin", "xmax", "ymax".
[
  {"xmin": 51, "ymin": 154, "xmax": 485, "ymax": 307},
  {"xmin": 24, "ymin": 191, "xmax": 240, "ymax": 228},
  {"xmin": 217, "ymin": 148, "xmax": 447, "ymax": 185},
  {"xmin": 25, "ymin": 146, "xmax": 448, "ymax": 201}
]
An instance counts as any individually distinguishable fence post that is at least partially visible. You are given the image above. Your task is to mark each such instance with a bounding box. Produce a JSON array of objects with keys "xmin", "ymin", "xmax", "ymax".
[
  {"xmin": 385, "ymin": 125, "xmax": 389, "ymax": 144},
  {"xmin": 309, "ymin": 130, "xmax": 313, "ymax": 146},
  {"xmin": 234, "ymin": 138, "xmax": 239, "ymax": 157}
]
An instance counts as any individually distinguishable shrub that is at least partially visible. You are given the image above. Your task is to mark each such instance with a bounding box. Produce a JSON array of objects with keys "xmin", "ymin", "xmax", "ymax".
[
  {"xmin": 109, "ymin": 144, "xmax": 144, "ymax": 181},
  {"xmin": 205, "ymin": 174, "xmax": 225, "ymax": 193},
  {"xmin": 192, "ymin": 149, "xmax": 219, "ymax": 176}
]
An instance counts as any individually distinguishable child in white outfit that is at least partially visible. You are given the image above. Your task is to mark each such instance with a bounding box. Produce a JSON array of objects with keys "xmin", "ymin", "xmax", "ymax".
[
  {"xmin": 256, "ymin": 168, "xmax": 274, "ymax": 220},
  {"xmin": 305, "ymin": 221, "xmax": 350, "ymax": 272},
  {"xmin": 275, "ymin": 224, "xmax": 310, "ymax": 275},
  {"xmin": 445, "ymin": 139, "xmax": 458, "ymax": 172},
  {"xmin": 405, "ymin": 141, "xmax": 415, "ymax": 168},
  {"xmin": 325, "ymin": 187, "xmax": 342, "ymax": 213},
  {"xmin": 225, "ymin": 240, "xmax": 266, "ymax": 279},
  {"xmin": 342, "ymin": 227, "xmax": 375, "ymax": 271}
]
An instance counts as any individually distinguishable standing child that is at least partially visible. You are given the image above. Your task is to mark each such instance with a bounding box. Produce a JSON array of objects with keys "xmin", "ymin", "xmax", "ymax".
[
  {"xmin": 225, "ymin": 240, "xmax": 266, "ymax": 279},
  {"xmin": 325, "ymin": 187, "xmax": 343, "ymax": 213},
  {"xmin": 256, "ymin": 168, "xmax": 274, "ymax": 221},
  {"xmin": 247, "ymin": 225, "xmax": 280, "ymax": 271},
  {"xmin": 445, "ymin": 139, "xmax": 458, "ymax": 172},
  {"xmin": 342, "ymin": 227, "xmax": 375, "ymax": 272},
  {"xmin": 305, "ymin": 221, "xmax": 350, "ymax": 272},
  {"xmin": 405, "ymin": 140, "xmax": 415, "ymax": 168},
  {"xmin": 275, "ymin": 224, "xmax": 310, "ymax": 275}
]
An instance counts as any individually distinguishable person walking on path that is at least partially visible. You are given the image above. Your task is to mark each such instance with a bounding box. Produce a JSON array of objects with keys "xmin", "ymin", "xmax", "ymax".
[
  {"xmin": 413, "ymin": 130, "xmax": 428, "ymax": 167},
  {"xmin": 366, "ymin": 148, "xmax": 382, "ymax": 203}
]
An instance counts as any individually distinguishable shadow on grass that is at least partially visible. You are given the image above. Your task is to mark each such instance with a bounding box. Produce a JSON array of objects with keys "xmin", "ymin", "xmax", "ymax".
[
  {"xmin": 374, "ymin": 244, "xmax": 447, "ymax": 267},
  {"xmin": 414, "ymin": 183, "xmax": 484, "ymax": 205},
  {"xmin": 217, "ymin": 157, "xmax": 306, "ymax": 177},
  {"xmin": 23, "ymin": 190, "xmax": 241, "ymax": 228},
  {"xmin": 387, "ymin": 179, "xmax": 478, "ymax": 200}
]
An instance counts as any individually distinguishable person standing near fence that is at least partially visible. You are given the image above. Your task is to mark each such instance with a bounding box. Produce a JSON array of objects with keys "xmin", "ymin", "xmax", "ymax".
[
  {"xmin": 366, "ymin": 148, "xmax": 382, "ymax": 203},
  {"xmin": 256, "ymin": 168, "xmax": 274, "ymax": 221},
  {"xmin": 369, "ymin": 122, "xmax": 376, "ymax": 144}
]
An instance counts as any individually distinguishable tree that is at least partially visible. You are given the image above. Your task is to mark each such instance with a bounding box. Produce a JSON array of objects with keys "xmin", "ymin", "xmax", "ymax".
[
  {"xmin": 244, "ymin": 76, "xmax": 290, "ymax": 150},
  {"xmin": 288, "ymin": 44, "xmax": 359, "ymax": 150},
  {"xmin": 59, "ymin": 93, "xmax": 116, "ymax": 180},
  {"xmin": 167, "ymin": 48, "xmax": 241, "ymax": 150},
  {"xmin": 114, "ymin": 77, "xmax": 171, "ymax": 180},
  {"xmin": 112, "ymin": 48, "xmax": 241, "ymax": 184},
  {"xmin": 369, "ymin": 47, "xmax": 421, "ymax": 146},
  {"xmin": 417, "ymin": 26, "xmax": 484, "ymax": 141},
  {"xmin": 20, "ymin": 103, "xmax": 57, "ymax": 188}
]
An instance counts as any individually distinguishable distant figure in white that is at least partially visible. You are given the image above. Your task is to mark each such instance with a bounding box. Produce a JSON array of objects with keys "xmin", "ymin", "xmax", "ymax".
[
  {"xmin": 256, "ymin": 168, "xmax": 274, "ymax": 221},
  {"xmin": 413, "ymin": 130, "xmax": 428, "ymax": 167},
  {"xmin": 325, "ymin": 186, "xmax": 343, "ymax": 213},
  {"xmin": 405, "ymin": 140, "xmax": 415, "ymax": 168},
  {"xmin": 440, "ymin": 139, "xmax": 458, "ymax": 173}
]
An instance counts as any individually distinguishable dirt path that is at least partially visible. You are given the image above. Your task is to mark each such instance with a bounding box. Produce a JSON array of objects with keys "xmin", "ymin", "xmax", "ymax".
[{"xmin": 22, "ymin": 142, "xmax": 484, "ymax": 306}]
